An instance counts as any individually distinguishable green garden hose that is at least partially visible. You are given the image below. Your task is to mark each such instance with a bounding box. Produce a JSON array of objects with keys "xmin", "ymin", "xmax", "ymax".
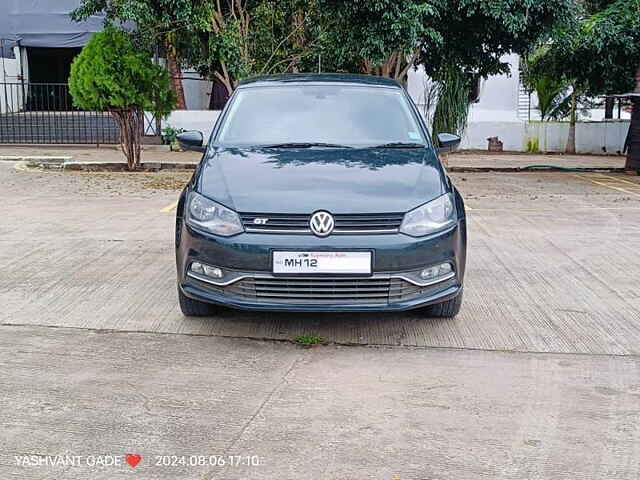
[{"xmin": 517, "ymin": 165, "xmax": 624, "ymax": 172}]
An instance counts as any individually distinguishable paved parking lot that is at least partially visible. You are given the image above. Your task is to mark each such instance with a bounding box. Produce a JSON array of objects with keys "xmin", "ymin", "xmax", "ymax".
[
  {"xmin": 2, "ymin": 163, "xmax": 639, "ymax": 353},
  {"xmin": 1, "ymin": 160, "xmax": 640, "ymax": 479}
]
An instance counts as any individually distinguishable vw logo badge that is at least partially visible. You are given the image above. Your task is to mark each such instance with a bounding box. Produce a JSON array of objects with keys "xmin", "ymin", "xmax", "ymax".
[{"xmin": 310, "ymin": 211, "xmax": 335, "ymax": 237}]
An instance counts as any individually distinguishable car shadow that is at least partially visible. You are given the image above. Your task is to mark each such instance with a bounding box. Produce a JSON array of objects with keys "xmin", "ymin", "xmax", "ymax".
[{"xmin": 181, "ymin": 307, "xmax": 460, "ymax": 347}]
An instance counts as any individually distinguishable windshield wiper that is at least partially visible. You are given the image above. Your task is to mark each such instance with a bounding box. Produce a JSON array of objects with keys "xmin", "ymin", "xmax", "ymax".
[
  {"xmin": 261, "ymin": 142, "xmax": 353, "ymax": 149},
  {"xmin": 370, "ymin": 142, "xmax": 426, "ymax": 149}
]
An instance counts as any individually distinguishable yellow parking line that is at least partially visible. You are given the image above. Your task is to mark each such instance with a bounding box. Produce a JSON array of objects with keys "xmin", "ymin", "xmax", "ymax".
[
  {"xmin": 468, "ymin": 206, "xmax": 640, "ymax": 212},
  {"xmin": 13, "ymin": 161, "xmax": 29, "ymax": 172},
  {"xmin": 588, "ymin": 173, "xmax": 640, "ymax": 187},
  {"xmin": 586, "ymin": 179, "xmax": 639, "ymax": 196},
  {"xmin": 161, "ymin": 201, "xmax": 178, "ymax": 213},
  {"xmin": 571, "ymin": 174, "xmax": 640, "ymax": 197}
]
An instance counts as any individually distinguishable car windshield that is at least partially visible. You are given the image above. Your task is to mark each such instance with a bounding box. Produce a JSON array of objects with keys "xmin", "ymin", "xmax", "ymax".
[{"xmin": 216, "ymin": 84, "xmax": 427, "ymax": 148}]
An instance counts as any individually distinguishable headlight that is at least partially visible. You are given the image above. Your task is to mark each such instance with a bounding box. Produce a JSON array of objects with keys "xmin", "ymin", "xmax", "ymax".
[
  {"xmin": 186, "ymin": 191, "xmax": 243, "ymax": 236},
  {"xmin": 400, "ymin": 193, "xmax": 455, "ymax": 237}
]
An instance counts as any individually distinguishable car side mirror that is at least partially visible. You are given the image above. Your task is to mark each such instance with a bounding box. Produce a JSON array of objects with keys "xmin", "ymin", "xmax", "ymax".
[
  {"xmin": 437, "ymin": 133, "xmax": 461, "ymax": 152},
  {"xmin": 177, "ymin": 131, "xmax": 206, "ymax": 152}
]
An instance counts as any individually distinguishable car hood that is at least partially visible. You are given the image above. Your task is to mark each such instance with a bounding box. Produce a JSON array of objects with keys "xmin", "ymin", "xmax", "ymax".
[{"xmin": 197, "ymin": 147, "xmax": 446, "ymax": 214}]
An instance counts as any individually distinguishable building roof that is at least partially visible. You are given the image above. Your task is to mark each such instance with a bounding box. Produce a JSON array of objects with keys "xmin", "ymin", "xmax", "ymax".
[
  {"xmin": 238, "ymin": 73, "xmax": 402, "ymax": 88},
  {"xmin": 0, "ymin": 0, "xmax": 106, "ymax": 58}
]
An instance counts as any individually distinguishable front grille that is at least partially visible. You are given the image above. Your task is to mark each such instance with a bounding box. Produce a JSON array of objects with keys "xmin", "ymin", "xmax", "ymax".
[
  {"xmin": 223, "ymin": 276, "xmax": 422, "ymax": 305},
  {"xmin": 240, "ymin": 213, "xmax": 404, "ymax": 234}
]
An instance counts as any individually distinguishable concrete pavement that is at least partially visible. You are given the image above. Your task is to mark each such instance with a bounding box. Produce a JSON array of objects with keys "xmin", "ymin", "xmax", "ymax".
[
  {"xmin": 0, "ymin": 146, "xmax": 627, "ymax": 172},
  {"xmin": 448, "ymin": 151, "xmax": 626, "ymax": 170},
  {"xmin": 1, "ymin": 161, "xmax": 640, "ymax": 479},
  {"xmin": 1, "ymin": 164, "xmax": 639, "ymax": 353},
  {"xmin": 2, "ymin": 325, "xmax": 639, "ymax": 480}
]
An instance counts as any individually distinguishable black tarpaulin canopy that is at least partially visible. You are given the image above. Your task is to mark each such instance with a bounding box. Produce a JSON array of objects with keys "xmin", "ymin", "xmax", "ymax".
[{"xmin": 0, "ymin": 0, "xmax": 105, "ymax": 58}]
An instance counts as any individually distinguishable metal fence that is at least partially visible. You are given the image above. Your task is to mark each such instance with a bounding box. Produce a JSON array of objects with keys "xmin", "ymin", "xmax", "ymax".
[{"xmin": 0, "ymin": 82, "xmax": 157, "ymax": 144}]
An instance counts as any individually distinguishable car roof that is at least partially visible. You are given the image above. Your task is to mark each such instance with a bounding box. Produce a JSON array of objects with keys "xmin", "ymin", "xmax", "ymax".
[{"xmin": 237, "ymin": 73, "xmax": 402, "ymax": 89}]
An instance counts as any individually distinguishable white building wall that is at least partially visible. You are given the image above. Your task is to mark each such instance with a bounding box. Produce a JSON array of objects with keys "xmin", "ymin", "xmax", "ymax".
[
  {"xmin": 469, "ymin": 54, "xmax": 521, "ymax": 122},
  {"xmin": 526, "ymin": 121, "xmax": 630, "ymax": 154},
  {"xmin": 462, "ymin": 55, "xmax": 525, "ymax": 150},
  {"xmin": 407, "ymin": 54, "xmax": 526, "ymax": 151},
  {"xmin": 162, "ymin": 110, "xmax": 221, "ymax": 143},
  {"xmin": 151, "ymin": 55, "xmax": 632, "ymax": 154},
  {"xmin": 0, "ymin": 46, "xmax": 27, "ymax": 113},
  {"xmin": 181, "ymin": 69, "xmax": 213, "ymax": 111},
  {"xmin": 407, "ymin": 54, "xmax": 522, "ymax": 121},
  {"xmin": 0, "ymin": 57, "xmax": 19, "ymax": 113},
  {"xmin": 407, "ymin": 54, "xmax": 631, "ymax": 153}
]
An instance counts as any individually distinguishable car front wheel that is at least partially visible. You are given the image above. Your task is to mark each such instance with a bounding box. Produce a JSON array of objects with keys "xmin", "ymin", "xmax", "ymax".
[
  {"xmin": 178, "ymin": 287, "xmax": 218, "ymax": 317},
  {"xmin": 424, "ymin": 291, "xmax": 463, "ymax": 318}
]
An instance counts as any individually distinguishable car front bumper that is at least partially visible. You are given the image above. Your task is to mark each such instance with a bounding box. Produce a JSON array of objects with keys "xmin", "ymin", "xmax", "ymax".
[{"xmin": 176, "ymin": 219, "xmax": 466, "ymax": 312}]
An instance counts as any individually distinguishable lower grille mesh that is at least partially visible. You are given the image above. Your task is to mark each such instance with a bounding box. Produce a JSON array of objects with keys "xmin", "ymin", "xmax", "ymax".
[{"xmin": 223, "ymin": 277, "xmax": 423, "ymax": 304}]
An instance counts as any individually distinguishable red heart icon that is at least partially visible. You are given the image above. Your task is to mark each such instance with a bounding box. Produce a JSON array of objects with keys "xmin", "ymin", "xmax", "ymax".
[{"xmin": 126, "ymin": 454, "xmax": 141, "ymax": 468}]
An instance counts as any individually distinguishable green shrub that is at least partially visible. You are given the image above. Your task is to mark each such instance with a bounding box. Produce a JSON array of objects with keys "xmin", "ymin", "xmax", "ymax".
[
  {"xmin": 526, "ymin": 137, "xmax": 540, "ymax": 153},
  {"xmin": 162, "ymin": 125, "xmax": 186, "ymax": 151},
  {"xmin": 69, "ymin": 26, "xmax": 175, "ymax": 170},
  {"xmin": 294, "ymin": 334, "xmax": 325, "ymax": 346}
]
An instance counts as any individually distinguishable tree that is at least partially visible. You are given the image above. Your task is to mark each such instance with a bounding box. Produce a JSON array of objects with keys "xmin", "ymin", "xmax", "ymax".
[
  {"xmin": 73, "ymin": 1, "xmax": 326, "ymax": 102},
  {"xmin": 69, "ymin": 26, "xmax": 175, "ymax": 170},
  {"xmin": 316, "ymin": 0, "xmax": 440, "ymax": 83},
  {"xmin": 72, "ymin": 0, "xmax": 210, "ymax": 109},
  {"xmin": 523, "ymin": 46, "xmax": 583, "ymax": 153},
  {"xmin": 531, "ymin": 77, "xmax": 570, "ymax": 122},
  {"xmin": 423, "ymin": 0, "xmax": 577, "ymax": 139},
  {"xmin": 317, "ymin": 0, "xmax": 576, "ymax": 139},
  {"xmin": 524, "ymin": 72, "xmax": 595, "ymax": 153},
  {"xmin": 536, "ymin": 0, "xmax": 640, "ymax": 169},
  {"xmin": 423, "ymin": 65, "xmax": 473, "ymax": 143},
  {"xmin": 308, "ymin": 0, "xmax": 578, "ymax": 142},
  {"xmin": 419, "ymin": 0, "xmax": 576, "ymax": 80},
  {"xmin": 184, "ymin": 0, "xmax": 323, "ymax": 96}
]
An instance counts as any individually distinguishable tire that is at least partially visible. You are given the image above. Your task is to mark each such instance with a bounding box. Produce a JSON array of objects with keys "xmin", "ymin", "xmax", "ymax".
[
  {"xmin": 178, "ymin": 287, "xmax": 218, "ymax": 317},
  {"xmin": 424, "ymin": 291, "xmax": 463, "ymax": 318}
]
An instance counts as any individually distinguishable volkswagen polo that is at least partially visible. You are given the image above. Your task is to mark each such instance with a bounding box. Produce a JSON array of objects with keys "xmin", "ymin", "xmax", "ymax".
[{"xmin": 175, "ymin": 74, "xmax": 466, "ymax": 317}]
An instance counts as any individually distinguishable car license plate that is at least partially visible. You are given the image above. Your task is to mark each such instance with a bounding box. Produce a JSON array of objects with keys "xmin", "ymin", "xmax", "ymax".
[{"xmin": 273, "ymin": 251, "xmax": 372, "ymax": 274}]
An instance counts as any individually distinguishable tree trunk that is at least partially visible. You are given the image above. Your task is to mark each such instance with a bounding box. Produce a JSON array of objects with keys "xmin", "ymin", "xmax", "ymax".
[
  {"xmin": 166, "ymin": 39, "xmax": 186, "ymax": 110},
  {"xmin": 370, "ymin": 50, "xmax": 418, "ymax": 86},
  {"xmin": 208, "ymin": 78, "xmax": 230, "ymax": 110},
  {"xmin": 625, "ymin": 64, "xmax": 640, "ymax": 172},
  {"xmin": 565, "ymin": 89, "xmax": 577, "ymax": 154},
  {"xmin": 626, "ymin": 100, "xmax": 640, "ymax": 171},
  {"xmin": 214, "ymin": 68, "xmax": 234, "ymax": 97},
  {"xmin": 604, "ymin": 97, "xmax": 614, "ymax": 119},
  {"xmin": 111, "ymin": 108, "xmax": 143, "ymax": 171}
]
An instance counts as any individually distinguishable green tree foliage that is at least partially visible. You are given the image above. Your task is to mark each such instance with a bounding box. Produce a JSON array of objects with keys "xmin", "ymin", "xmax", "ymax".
[
  {"xmin": 318, "ymin": 0, "xmax": 576, "ymax": 138},
  {"xmin": 421, "ymin": 0, "xmax": 576, "ymax": 79},
  {"xmin": 69, "ymin": 26, "xmax": 175, "ymax": 170},
  {"xmin": 72, "ymin": 0, "xmax": 210, "ymax": 109},
  {"xmin": 70, "ymin": 0, "xmax": 579, "ymax": 144},
  {"xmin": 531, "ymin": 0, "xmax": 640, "ymax": 166},
  {"xmin": 316, "ymin": 0, "xmax": 440, "ymax": 81},
  {"xmin": 317, "ymin": 0, "xmax": 575, "ymax": 82},
  {"xmin": 73, "ymin": 0, "xmax": 321, "ymax": 98},
  {"xmin": 425, "ymin": 0, "xmax": 576, "ymax": 138},
  {"xmin": 523, "ymin": 46, "xmax": 597, "ymax": 153},
  {"xmin": 72, "ymin": 0, "xmax": 210, "ymax": 41},
  {"xmin": 309, "ymin": 0, "xmax": 576, "ymax": 143},
  {"xmin": 530, "ymin": 77, "xmax": 570, "ymax": 121},
  {"xmin": 183, "ymin": 0, "xmax": 323, "ymax": 95},
  {"xmin": 537, "ymin": 0, "xmax": 639, "ymax": 95},
  {"xmin": 425, "ymin": 66, "xmax": 472, "ymax": 142}
]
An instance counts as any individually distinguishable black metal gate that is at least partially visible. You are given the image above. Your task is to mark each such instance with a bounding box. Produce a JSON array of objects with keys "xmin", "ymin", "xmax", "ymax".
[{"xmin": 0, "ymin": 82, "xmax": 124, "ymax": 144}]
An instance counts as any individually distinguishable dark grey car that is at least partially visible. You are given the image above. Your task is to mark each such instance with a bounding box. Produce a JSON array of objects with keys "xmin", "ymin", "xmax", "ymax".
[{"xmin": 175, "ymin": 74, "xmax": 466, "ymax": 317}]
